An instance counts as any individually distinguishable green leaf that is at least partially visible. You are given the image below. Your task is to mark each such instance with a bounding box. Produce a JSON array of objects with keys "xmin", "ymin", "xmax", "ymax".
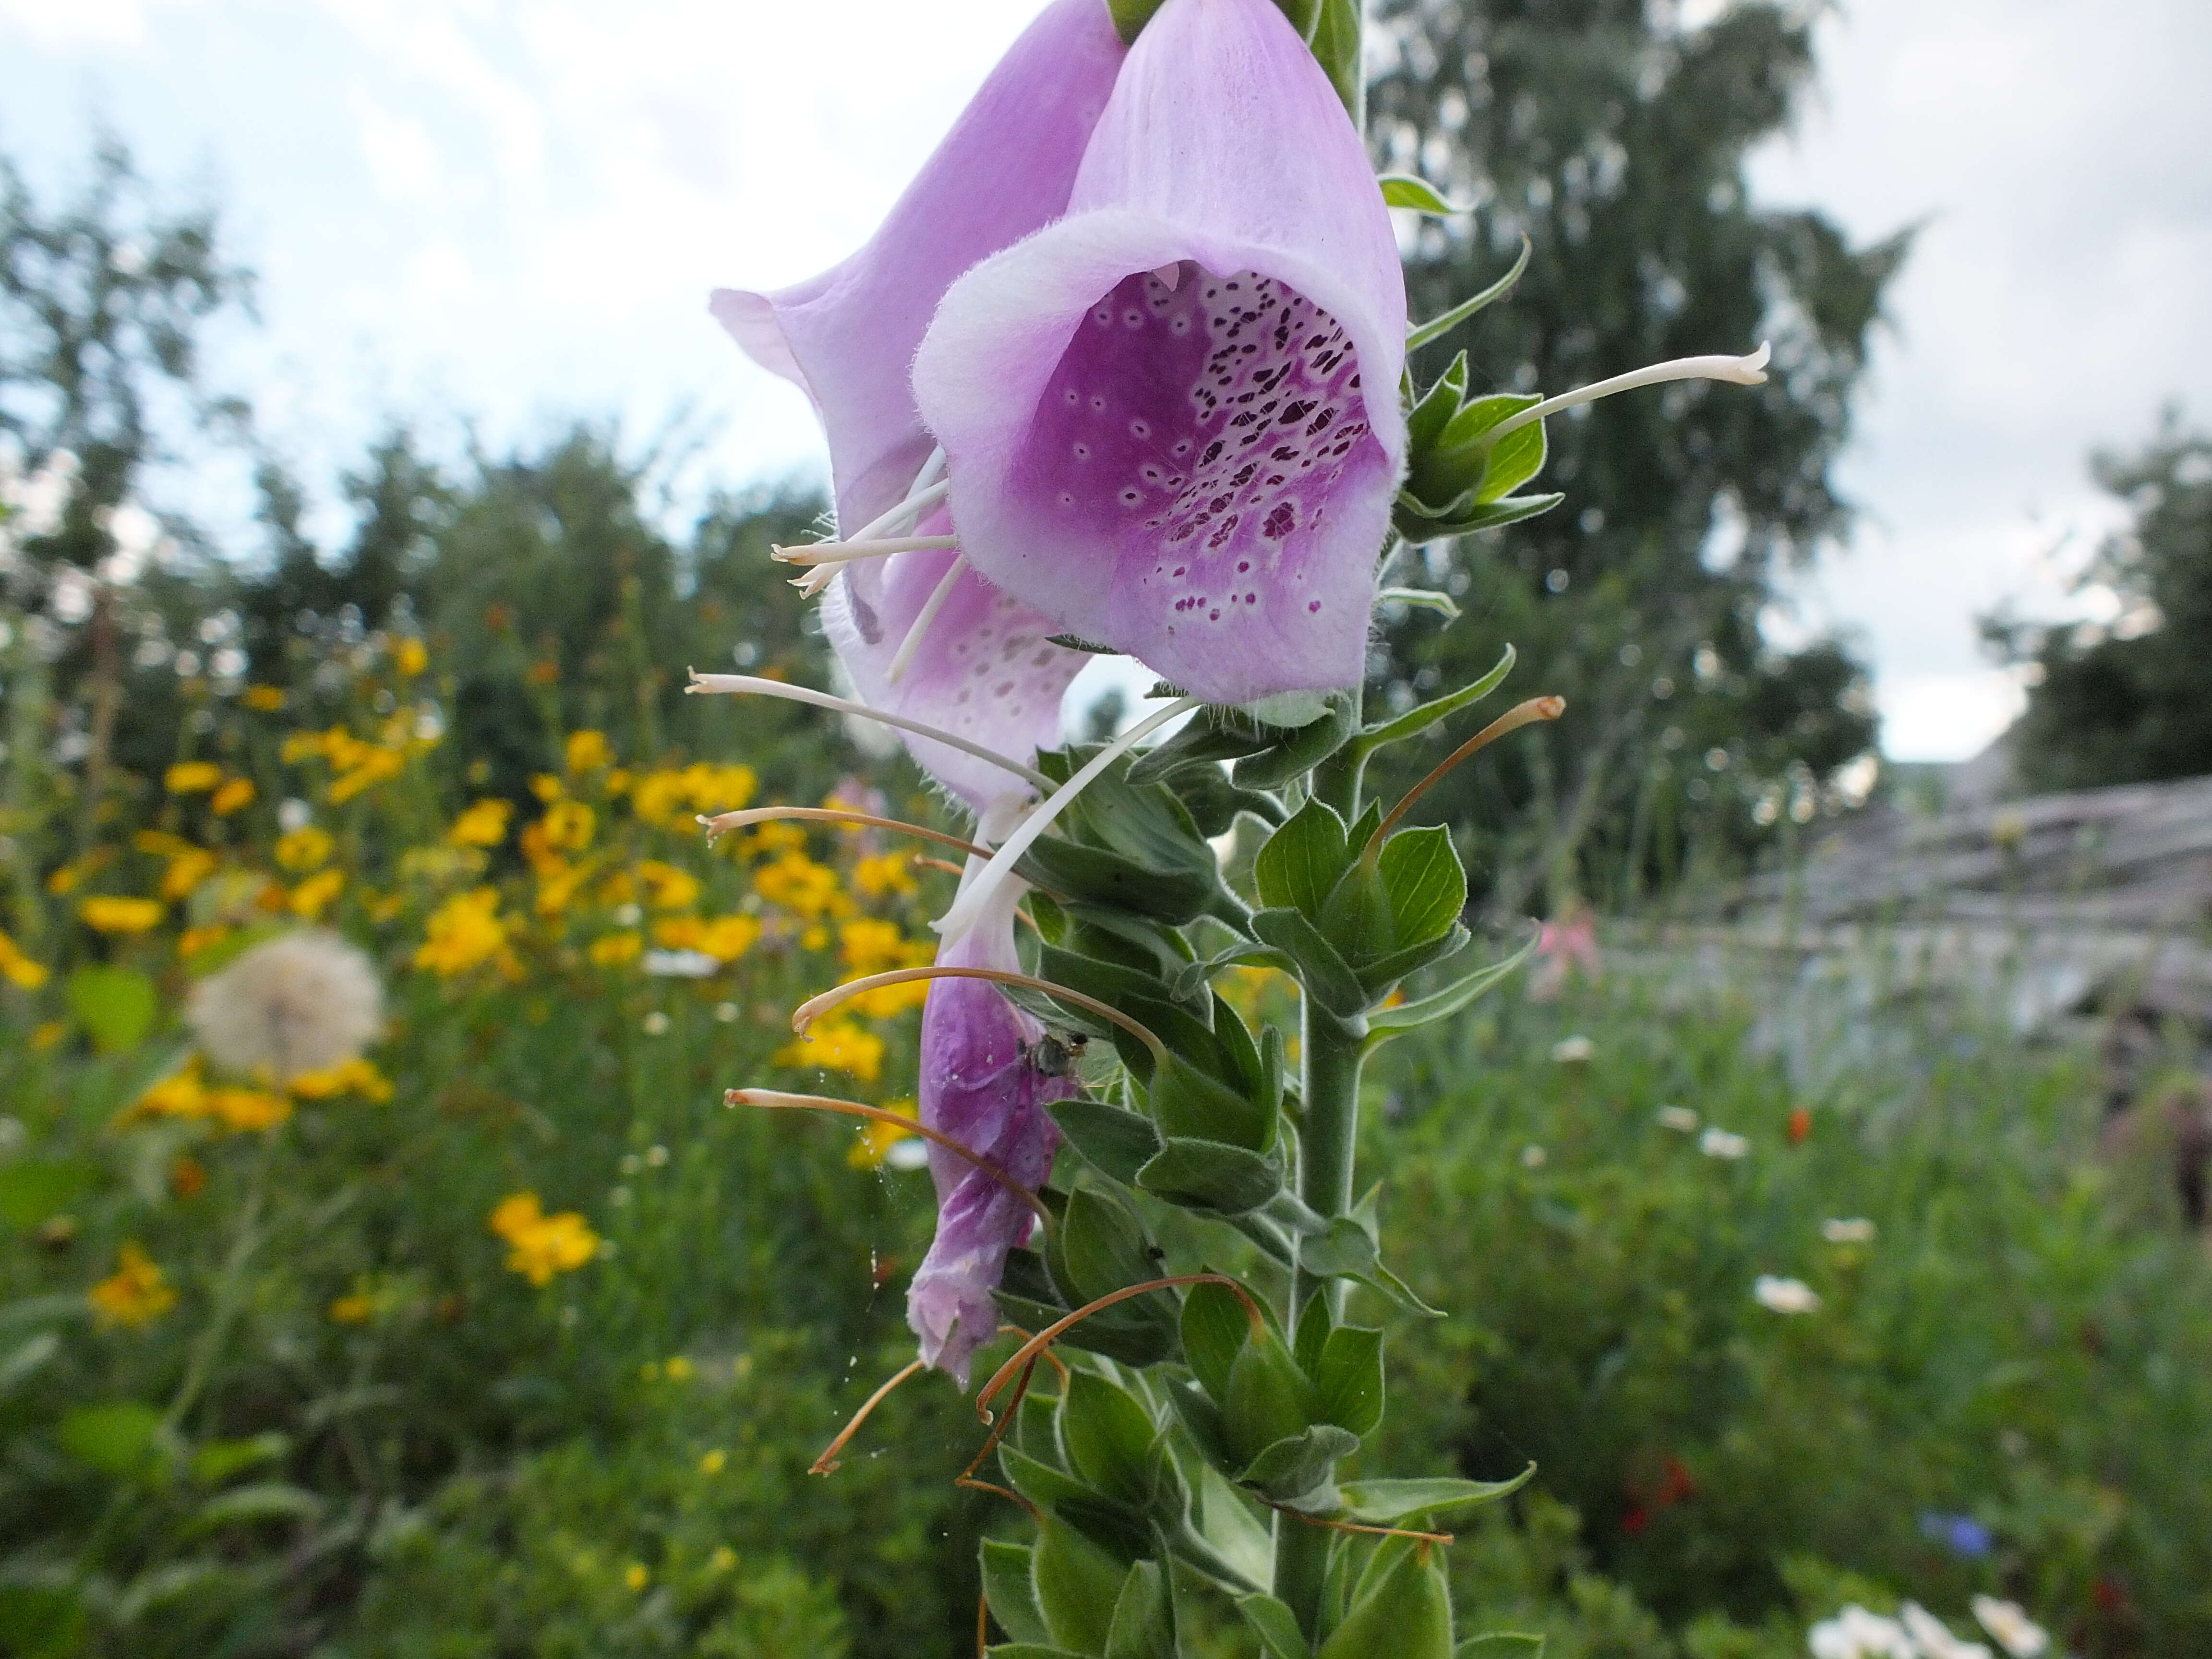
[
  {"xmin": 1232, "ymin": 693, "xmax": 1359, "ymax": 790},
  {"xmin": 1104, "ymin": 1559, "xmax": 1176, "ymax": 1659},
  {"xmin": 1253, "ymin": 799, "xmax": 1349, "ymax": 917},
  {"xmin": 1407, "ymin": 237, "xmax": 1532, "ymax": 351},
  {"xmin": 1034, "ymin": 1515, "xmax": 1132, "ymax": 1655},
  {"xmin": 1147, "ymin": 1053, "xmax": 1271, "ymax": 1153},
  {"xmin": 1238, "ymin": 1593, "xmax": 1312, "ymax": 1659},
  {"xmin": 60, "ymin": 1400, "xmax": 168, "ymax": 1479},
  {"xmin": 1269, "ymin": 0, "xmax": 1323, "ymax": 42},
  {"xmin": 1358, "ymin": 646, "xmax": 1516, "ymax": 751},
  {"xmin": 1379, "ymin": 174, "xmax": 1470, "ymax": 214},
  {"xmin": 1000, "ymin": 1442, "xmax": 1098, "ymax": 1512},
  {"xmin": 1475, "ymin": 417, "xmax": 1548, "ymax": 506},
  {"xmin": 987, "ymin": 1647, "xmax": 1091, "ymax": 1659},
  {"xmin": 1365, "ymin": 931, "xmax": 1539, "ymax": 1042},
  {"xmin": 1311, "ymin": 1327, "xmax": 1384, "ymax": 1438},
  {"xmin": 1168, "ymin": 944, "xmax": 1298, "ymax": 1004},
  {"xmin": 65, "ymin": 964, "xmax": 157, "ymax": 1054},
  {"xmin": 186, "ymin": 1481, "xmax": 321, "ymax": 1534},
  {"xmin": 1060, "ymin": 1188, "xmax": 1161, "ymax": 1305},
  {"xmin": 0, "ymin": 1293, "xmax": 92, "ymax": 1336},
  {"xmin": 1020, "ymin": 836, "xmax": 1218, "ymax": 928},
  {"xmin": 1374, "ymin": 586, "xmax": 1461, "ymax": 620},
  {"xmin": 1396, "ymin": 492, "xmax": 1564, "ymax": 542},
  {"xmin": 1048, "ymin": 1097, "xmax": 1163, "ymax": 1186},
  {"xmin": 1456, "ymin": 1636, "xmax": 1547, "ymax": 1657},
  {"xmin": 1309, "ymin": 0, "xmax": 1362, "ymax": 122},
  {"xmin": 1106, "ymin": 0, "xmax": 1169, "ymax": 44},
  {"xmin": 1180, "ymin": 1281, "xmax": 1252, "ymax": 1403},
  {"xmin": 1238, "ymin": 1424, "xmax": 1360, "ymax": 1509},
  {"xmin": 1061, "ymin": 1372, "xmax": 1161, "ymax": 1506},
  {"xmin": 1319, "ymin": 1538, "xmax": 1452, "ymax": 1659},
  {"xmin": 0, "ymin": 1160, "xmax": 97, "ymax": 1230},
  {"xmin": 1377, "ymin": 826, "xmax": 1467, "ymax": 949},
  {"xmin": 1405, "ymin": 352, "xmax": 1470, "ymax": 451},
  {"xmin": 1248, "ymin": 910, "xmax": 1368, "ymax": 1021},
  {"xmin": 191, "ymin": 1431, "xmax": 291, "ymax": 1486},
  {"xmin": 1226, "ymin": 1326, "xmax": 1321, "ymax": 1468},
  {"xmin": 1438, "ymin": 391, "xmax": 1540, "ymax": 453},
  {"xmin": 982, "ymin": 1541, "xmax": 1053, "ymax": 1648},
  {"xmin": 0, "ymin": 1585, "xmax": 88, "ymax": 1659},
  {"xmin": 0, "ymin": 1329, "xmax": 60, "ymax": 1395},
  {"xmin": 1296, "ymin": 1219, "xmax": 1445, "ymax": 1319},
  {"xmin": 1336, "ymin": 1468, "xmax": 1535, "ymax": 1526},
  {"xmin": 1137, "ymin": 1138, "xmax": 1282, "ymax": 1216}
]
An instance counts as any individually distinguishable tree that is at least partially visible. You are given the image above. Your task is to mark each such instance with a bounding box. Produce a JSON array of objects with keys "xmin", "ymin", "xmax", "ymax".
[
  {"xmin": 1984, "ymin": 410, "xmax": 2212, "ymax": 793},
  {"xmin": 1364, "ymin": 0, "xmax": 1902, "ymax": 912}
]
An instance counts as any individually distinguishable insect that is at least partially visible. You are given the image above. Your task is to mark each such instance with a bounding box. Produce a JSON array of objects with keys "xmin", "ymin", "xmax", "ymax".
[{"xmin": 1025, "ymin": 1030, "xmax": 1090, "ymax": 1078}]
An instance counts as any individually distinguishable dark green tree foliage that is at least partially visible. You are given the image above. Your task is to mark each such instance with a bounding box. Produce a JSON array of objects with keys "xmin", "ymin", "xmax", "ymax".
[
  {"xmin": 0, "ymin": 141, "xmax": 252, "ymax": 840},
  {"xmin": 1986, "ymin": 412, "xmax": 2212, "ymax": 793},
  {"xmin": 1365, "ymin": 0, "xmax": 1902, "ymax": 908},
  {"xmin": 240, "ymin": 429, "xmax": 842, "ymax": 805}
]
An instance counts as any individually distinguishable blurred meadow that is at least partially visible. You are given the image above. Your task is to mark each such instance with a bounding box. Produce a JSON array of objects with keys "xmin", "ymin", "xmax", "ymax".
[{"xmin": 5, "ymin": 2, "xmax": 2212, "ymax": 1657}]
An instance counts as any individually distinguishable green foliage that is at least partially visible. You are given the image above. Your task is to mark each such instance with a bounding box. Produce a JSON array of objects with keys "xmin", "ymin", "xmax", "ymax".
[
  {"xmin": 1365, "ymin": 0, "xmax": 1903, "ymax": 907},
  {"xmin": 1985, "ymin": 410, "xmax": 2212, "ymax": 792}
]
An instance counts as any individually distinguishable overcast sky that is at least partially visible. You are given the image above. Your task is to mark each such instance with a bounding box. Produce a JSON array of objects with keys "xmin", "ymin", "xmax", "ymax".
[{"xmin": 3, "ymin": 0, "xmax": 2205, "ymax": 760}]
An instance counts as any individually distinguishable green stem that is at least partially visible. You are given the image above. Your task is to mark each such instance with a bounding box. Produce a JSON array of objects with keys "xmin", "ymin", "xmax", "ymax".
[
  {"xmin": 1274, "ymin": 993, "xmax": 1368, "ymax": 1632},
  {"xmin": 164, "ymin": 1130, "xmax": 279, "ymax": 1434}
]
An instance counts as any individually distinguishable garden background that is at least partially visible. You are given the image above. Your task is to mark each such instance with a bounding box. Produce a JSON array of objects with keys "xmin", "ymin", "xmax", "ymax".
[{"xmin": 5, "ymin": 1, "xmax": 2212, "ymax": 1655}]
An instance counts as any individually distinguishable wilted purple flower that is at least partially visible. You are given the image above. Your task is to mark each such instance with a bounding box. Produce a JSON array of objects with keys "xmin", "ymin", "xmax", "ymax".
[
  {"xmin": 907, "ymin": 870, "xmax": 1075, "ymax": 1386},
  {"xmin": 913, "ymin": 0, "xmax": 1407, "ymax": 706}
]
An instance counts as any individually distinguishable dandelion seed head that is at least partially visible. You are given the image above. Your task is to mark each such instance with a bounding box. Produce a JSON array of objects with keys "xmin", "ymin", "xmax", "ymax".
[{"xmin": 187, "ymin": 929, "xmax": 383, "ymax": 1082}]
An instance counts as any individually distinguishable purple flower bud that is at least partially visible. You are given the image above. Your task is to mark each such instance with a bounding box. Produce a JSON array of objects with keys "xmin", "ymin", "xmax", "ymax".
[
  {"xmin": 914, "ymin": 0, "xmax": 1407, "ymax": 706},
  {"xmin": 907, "ymin": 877, "xmax": 1075, "ymax": 1387}
]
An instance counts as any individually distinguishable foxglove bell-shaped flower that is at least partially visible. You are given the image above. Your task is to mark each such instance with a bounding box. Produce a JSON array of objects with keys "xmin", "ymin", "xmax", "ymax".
[
  {"xmin": 712, "ymin": 0, "xmax": 1126, "ymax": 533},
  {"xmin": 821, "ymin": 499, "xmax": 1090, "ymax": 814},
  {"xmin": 907, "ymin": 858, "xmax": 1075, "ymax": 1386},
  {"xmin": 913, "ymin": 0, "xmax": 1407, "ymax": 706}
]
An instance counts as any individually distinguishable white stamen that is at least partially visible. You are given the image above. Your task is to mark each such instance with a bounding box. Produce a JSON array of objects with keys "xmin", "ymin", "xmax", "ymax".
[
  {"xmin": 1479, "ymin": 342, "xmax": 1771, "ymax": 449},
  {"xmin": 933, "ymin": 695, "xmax": 1202, "ymax": 944},
  {"xmin": 887, "ymin": 553, "xmax": 967, "ymax": 685},
  {"xmin": 685, "ymin": 671, "xmax": 1053, "ymax": 792},
  {"xmin": 772, "ymin": 531, "xmax": 960, "ymax": 568},
  {"xmin": 841, "ymin": 476, "xmax": 951, "ymax": 546}
]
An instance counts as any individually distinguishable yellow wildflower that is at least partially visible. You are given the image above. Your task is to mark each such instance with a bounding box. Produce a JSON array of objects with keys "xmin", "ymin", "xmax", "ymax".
[
  {"xmin": 394, "ymin": 636, "xmax": 430, "ymax": 676},
  {"xmin": 853, "ymin": 852, "xmax": 918, "ymax": 899},
  {"xmin": 846, "ymin": 1098, "xmax": 918, "ymax": 1168},
  {"xmin": 533, "ymin": 859, "xmax": 591, "ymax": 918},
  {"xmin": 0, "ymin": 929, "xmax": 50, "ymax": 990},
  {"xmin": 637, "ymin": 860, "xmax": 700, "ymax": 912},
  {"xmin": 541, "ymin": 801, "xmax": 595, "ymax": 853},
  {"xmin": 274, "ymin": 825, "xmax": 335, "ymax": 872},
  {"xmin": 329, "ymin": 1291, "xmax": 376, "ymax": 1325},
  {"xmin": 46, "ymin": 849, "xmax": 115, "ymax": 895},
  {"xmin": 90, "ymin": 1244, "xmax": 176, "ymax": 1329},
  {"xmin": 664, "ymin": 1355, "xmax": 694, "ymax": 1382},
  {"xmin": 448, "ymin": 798, "xmax": 512, "ymax": 848},
  {"xmin": 206, "ymin": 1086, "xmax": 292, "ymax": 1132},
  {"xmin": 210, "ymin": 777, "xmax": 256, "ymax": 816},
  {"xmin": 565, "ymin": 729, "xmax": 611, "ymax": 773},
  {"xmin": 130, "ymin": 1062, "xmax": 207, "ymax": 1122},
  {"xmin": 289, "ymin": 868, "xmax": 345, "ymax": 920},
  {"xmin": 415, "ymin": 888, "xmax": 508, "ymax": 976},
  {"xmin": 162, "ymin": 846, "xmax": 218, "ymax": 902},
  {"xmin": 177, "ymin": 925, "xmax": 231, "ymax": 960},
  {"xmin": 599, "ymin": 869, "xmax": 637, "ymax": 905},
  {"xmin": 80, "ymin": 896, "xmax": 164, "ymax": 935},
  {"xmin": 165, "ymin": 760, "xmax": 222, "ymax": 794},
  {"xmin": 774, "ymin": 1019, "xmax": 884, "ymax": 1083},
  {"xmin": 699, "ymin": 1449, "xmax": 728, "ymax": 1475},
  {"xmin": 748, "ymin": 820, "xmax": 809, "ymax": 857},
  {"xmin": 589, "ymin": 932, "xmax": 643, "ymax": 967},
  {"xmin": 31, "ymin": 1021, "xmax": 65, "ymax": 1050},
  {"xmin": 624, "ymin": 1564, "xmax": 649, "ymax": 1592},
  {"xmin": 328, "ymin": 746, "xmax": 404, "ymax": 804},
  {"xmin": 289, "ymin": 1056, "xmax": 393, "ymax": 1103},
  {"xmin": 753, "ymin": 852, "xmax": 842, "ymax": 921},
  {"xmin": 242, "ymin": 685, "xmax": 287, "ymax": 712},
  {"xmin": 488, "ymin": 1192, "xmax": 600, "ymax": 1286},
  {"xmin": 530, "ymin": 773, "xmax": 564, "ymax": 804},
  {"xmin": 838, "ymin": 919, "xmax": 910, "ymax": 977}
]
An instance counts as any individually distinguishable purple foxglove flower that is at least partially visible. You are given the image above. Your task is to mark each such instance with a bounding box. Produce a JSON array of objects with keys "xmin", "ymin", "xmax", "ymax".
[
  {"xmin": 907, "ymin": 872, "xmax": 1075, "ymax": 1387},
  {"xmin": 913, "ymin": 0, "xmax": 1407, "ymax": 707},
  {"xmin": 822, "ymin": 503, "xmax": 1089, "ymax": 814},
  {"xmin": 711, "ymin": 0, "xmax": 1126, "ymax": 534}
]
